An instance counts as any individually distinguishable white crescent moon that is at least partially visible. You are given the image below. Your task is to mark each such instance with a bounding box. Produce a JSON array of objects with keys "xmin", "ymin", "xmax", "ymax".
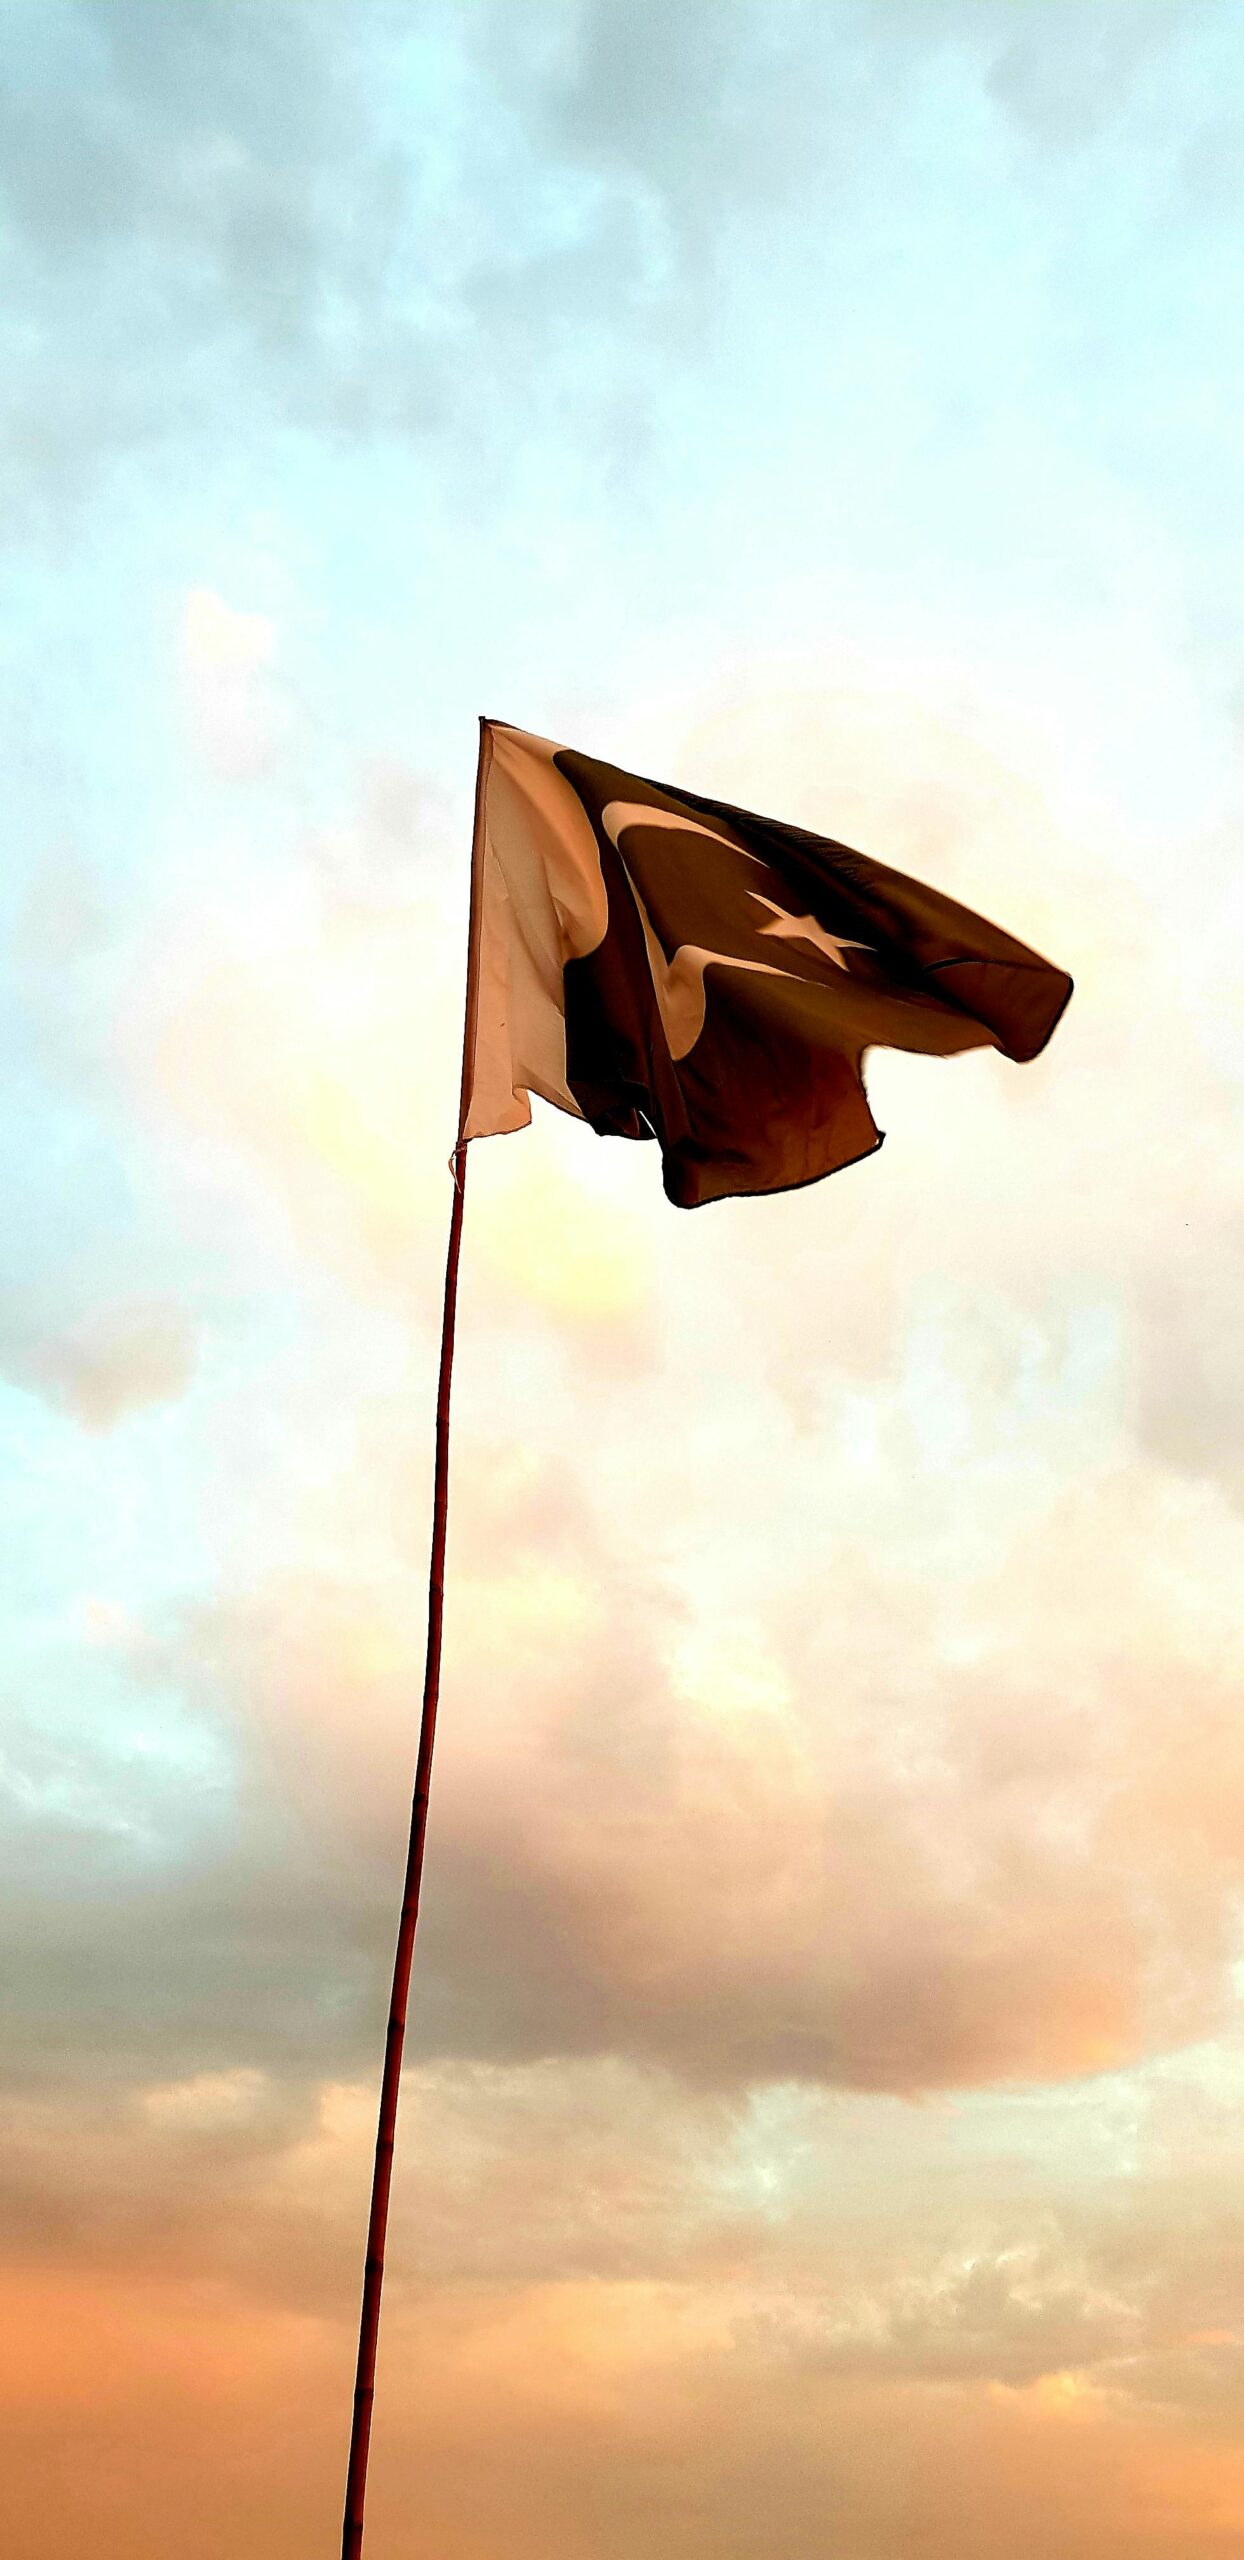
[{"xmin": 598, "ymin": 799, "xmax": 869, "ymax": 1058}]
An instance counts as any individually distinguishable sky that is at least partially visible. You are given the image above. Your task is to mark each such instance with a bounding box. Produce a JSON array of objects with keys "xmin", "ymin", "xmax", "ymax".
[{"xmin": 4, "ymin": 1, "xmax": 1244, "ymax": 2553}]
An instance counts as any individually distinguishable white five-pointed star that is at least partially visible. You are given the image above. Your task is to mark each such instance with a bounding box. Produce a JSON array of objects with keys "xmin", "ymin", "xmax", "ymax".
[
  {"xmin": 747, "ymin": 891, "xmax": 871, "ymax": 971},
  {"xmin": 596, "ymin": 800, "xmax": 874, "ymax": 1057}
]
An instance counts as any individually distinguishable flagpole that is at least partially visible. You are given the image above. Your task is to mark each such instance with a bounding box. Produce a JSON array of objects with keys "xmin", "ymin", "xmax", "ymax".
[{"xmin": 341, "ymin": 724, "xmax": 491, "ymax": 2560}]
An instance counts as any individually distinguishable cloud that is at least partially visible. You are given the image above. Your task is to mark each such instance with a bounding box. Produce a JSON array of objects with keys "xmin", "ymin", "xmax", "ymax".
[
  {"xmin": 5, "ymin": 2239, "xmax": 1244, "ymax": 2559},
  {"xmin": 530, "ymin": 0, "xmax": 1203, "ymax": 240},
  {"xmin": 109, "ymin": 1416, "xmax": 1240, "ymax": 2102},
  {"xmin": 419, "ymin": 1482, "xmax": 1244, "ymax": 2095},
  {"xmin": 179, "ymin": 587, "xmax": 279, "ymax": 777},
  {"xmin": 13, "ymin": 845, "xmax": 110, "ymax": 969},
  {"xmin": 20, "ymin": 1297, "xmax": 198, "ymax": 1429},
  {"xmin": 0, "ymin": 1292, "xmax": 198, "ymax": 1429},
  {"xmin": 0, "ymin": 0, "xmax": 691, "ymax": 524},
  {"xmin": 6, "ymin": 667, "xmax": 1234, "ymax": 2141},
  {"xmin": 3, "ymin": 10, "xmax": 1243, "ymax": 2556},
  {"xmin": 984, "ymin": 1, "xmax": 1200, "ymax": 150},
  {"xmin": 0, "ymin": 0, "xmax": 426, "ymax": 517}
]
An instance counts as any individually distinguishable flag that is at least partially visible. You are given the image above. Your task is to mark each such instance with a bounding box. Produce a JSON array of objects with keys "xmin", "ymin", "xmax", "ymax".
[{"xmin": 460, "ymin": 719, "xmax": 1072, "ymax": 1209}]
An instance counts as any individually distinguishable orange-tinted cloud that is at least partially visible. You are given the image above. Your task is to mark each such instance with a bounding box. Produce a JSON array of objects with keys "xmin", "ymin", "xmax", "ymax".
[
  {"xmin": 5, "ymin": 2251, "xmax": 1244, "ymax": 2560},
  {"xmin": 162, "ymin": 1425, "xmax": 1244, "ymax": 2099}
]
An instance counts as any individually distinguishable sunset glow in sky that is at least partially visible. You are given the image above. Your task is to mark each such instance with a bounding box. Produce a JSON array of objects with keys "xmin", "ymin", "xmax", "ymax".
[{"xmin": 6, "ymin": 4, "xmax": 1244, "ymax": 2554}]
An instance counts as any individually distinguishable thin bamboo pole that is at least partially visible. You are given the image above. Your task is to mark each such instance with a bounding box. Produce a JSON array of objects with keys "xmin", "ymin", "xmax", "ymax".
[
  {"xmin": 340, "ymin": 1151, "xmax": 467, "ymax": 2560},
  {"xmin": 340, "ymin": 721, "xmax": 491, "ymax": 2560}
]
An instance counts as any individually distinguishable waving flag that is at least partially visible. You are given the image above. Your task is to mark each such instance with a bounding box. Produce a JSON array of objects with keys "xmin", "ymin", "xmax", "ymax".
[
  {"xmin": 461, "ymin": 720, "xmax": 1072, "ymax": 1207},
  {"xmin": 347, "ymin": 711, "xmax": 1075, "ymax": 2557}
]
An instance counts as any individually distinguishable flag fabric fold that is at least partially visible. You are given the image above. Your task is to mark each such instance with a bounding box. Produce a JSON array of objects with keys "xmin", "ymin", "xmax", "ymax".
[{"xmin": 461, "ymin": 719, "xmax": 1072, "ymax": 1209}]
